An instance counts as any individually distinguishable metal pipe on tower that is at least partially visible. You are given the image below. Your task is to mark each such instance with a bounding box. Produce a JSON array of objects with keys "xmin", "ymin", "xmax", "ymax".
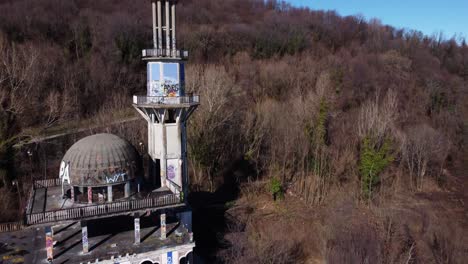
[
  {"xmin": 157, "ymin": 0, "xmax": 163, "ymax": 51},
  {"xmin": 152, "ymin": 0, "xmax": 157, "ymax": 48},
  {"xmin": 171, "ymin": 1, "xmax": 176, "ymax": 52},
  {"xmin": 165, "ymin": 0, "xmax": 170, "ymax": 54}
]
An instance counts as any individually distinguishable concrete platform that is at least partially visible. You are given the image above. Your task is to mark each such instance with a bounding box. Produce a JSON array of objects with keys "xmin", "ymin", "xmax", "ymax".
[
  {"xmin": 25, "ymin": 184, "xmax": 183, "ymax": 226},
  {"xmin": 30, "ymin": 186, "xmax": 173, "ymax": 213},
  {"xmin": 0, "ymin": 214, "xmax": 193, "ymax": 264}
]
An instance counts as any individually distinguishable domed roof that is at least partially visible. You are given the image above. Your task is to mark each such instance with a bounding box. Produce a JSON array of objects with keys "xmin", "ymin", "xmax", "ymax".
[{"xmin": 62, "ymin": 133, "xmax": 138, "ymax": 187}]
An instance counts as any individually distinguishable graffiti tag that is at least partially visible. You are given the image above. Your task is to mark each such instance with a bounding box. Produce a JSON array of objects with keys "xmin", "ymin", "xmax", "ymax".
[{"xmin": 105, "ymin": 172, "xmax": 126, "ymax": 184}]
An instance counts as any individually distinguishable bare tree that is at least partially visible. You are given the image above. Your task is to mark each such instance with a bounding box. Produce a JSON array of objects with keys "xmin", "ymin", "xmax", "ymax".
[
  {"xmin": 0, "ymin": 36, "xmax": 39, "ymax": 117},
  {"xmin": 358, "ymin": 89, "xmax": 398, "ymax": 142},
  {"xmin": 186, "ymin": 64, "xmax": 241, "ymax": 191},
  {"xmin": 401, "ymin": 124, "xmax": 449, "ymax": 190}
]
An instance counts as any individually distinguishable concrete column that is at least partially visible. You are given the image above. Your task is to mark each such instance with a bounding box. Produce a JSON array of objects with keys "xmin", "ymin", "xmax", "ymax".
[
  {"xmin": 160, "ymin": 212, "xmax": 166, "ymax": 240},
  {"xmin": 87, "ymin": 187, "xmax": 92, "ymax": 204},
  {"xmin": 182, "ymin": 122, "xmax": 189, "ymax": 197},
  {"xmin": 157, "ymin": 0, "xmax": 163, "ymax": 50},
  {"xmin": 45, "ymin": 226, "xmax": 54, "ymax": 262},
  {"xmin": 187, "ymin": 251, "xmax": 194, "ymax": 264},
  {"xmin": 107, "ymin": 185, "xmax": 113, "ymax": 202},
  {"xmin": 171, "ymin": 1, "xmax": 176, "ymax": 52},
  {"xmin": 179, "ymin": 210, "xmax": 192, "ymax": 232},
  {"xmin": 81, "ymin": 221, "xmax": 89, "ymax": 253},
  {"xmin": 160, "ymin": 123, "xmax": 167, "ymax": 188},
  {"xmin": 165, "ymin": 0, "xmax": 170, "ymax": 52},
  {"xmin": 124, "ymin": 182, "xmax": 131, "ymax": 198},
  {"xmin": 70, "ymin": 186, "xmax": 75, "ymax": 203},
  {"xmin": 152, "ymin": 0, "xmax": 157, "ymax": 48},
  {"xmin": 134, "ymin": 213, "xmax": 140, "ymax": 245}
]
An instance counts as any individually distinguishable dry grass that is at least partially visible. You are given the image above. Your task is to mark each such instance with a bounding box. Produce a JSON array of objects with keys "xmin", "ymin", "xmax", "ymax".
[{"xmin": 218, "ymin": 183, "xmax": 468, "ymax": 264}]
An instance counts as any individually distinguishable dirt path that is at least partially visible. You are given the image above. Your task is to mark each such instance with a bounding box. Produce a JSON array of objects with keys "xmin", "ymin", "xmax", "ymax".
[{"xmin": 14, "ymin": 116, "xmax": 140, "ymax": 148}]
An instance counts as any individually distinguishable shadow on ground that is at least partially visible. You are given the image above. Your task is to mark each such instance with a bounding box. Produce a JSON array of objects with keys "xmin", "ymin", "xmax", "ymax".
[{"xmin": 189, "ymin": 158, "xmax": 256, "ymax": 263}]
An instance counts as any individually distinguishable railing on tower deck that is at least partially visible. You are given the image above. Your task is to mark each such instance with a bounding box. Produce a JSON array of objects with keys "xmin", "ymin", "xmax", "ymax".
[
  {"xmin": 142, "ymin": 48, "xmax": 188, "ymax": 59},
  {"xmin": 133, "ymin": 95, "xmax": 200, "ymax": 106},
  {"xmin": 25, "ymin": 193, "xmax": 182, "ymax": 226}
]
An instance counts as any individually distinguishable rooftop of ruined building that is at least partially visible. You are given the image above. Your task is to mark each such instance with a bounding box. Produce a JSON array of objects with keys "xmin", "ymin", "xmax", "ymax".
[{"xmin": 0, "ymin": 214, "xmax": 193, "ymax": 264}]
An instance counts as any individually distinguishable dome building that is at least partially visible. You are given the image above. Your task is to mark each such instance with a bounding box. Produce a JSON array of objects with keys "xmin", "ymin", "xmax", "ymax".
[{"xmin": 59, "ymin": 133, "xmax": 139, "ymax": 204}]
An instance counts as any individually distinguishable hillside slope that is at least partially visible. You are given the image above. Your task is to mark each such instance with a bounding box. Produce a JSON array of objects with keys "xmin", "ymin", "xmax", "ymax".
[{"xmin": 0, "ymin": 0, "xmax": 467, "ymax": 262}]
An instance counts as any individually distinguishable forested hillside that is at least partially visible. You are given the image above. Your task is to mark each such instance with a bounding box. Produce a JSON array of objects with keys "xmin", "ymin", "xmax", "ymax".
[{"xmin": 0, "ymin": 0, "xmax": 467, "ymax": 263}]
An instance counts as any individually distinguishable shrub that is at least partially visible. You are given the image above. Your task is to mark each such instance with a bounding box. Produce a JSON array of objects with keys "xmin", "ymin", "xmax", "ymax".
[
  {"xmin": 359, "ymin": 136, "xmax": 394, "ymax": 200},
  {"xmin": 269, "ymin": 177, "xmax": 283, "ymax": 201}
]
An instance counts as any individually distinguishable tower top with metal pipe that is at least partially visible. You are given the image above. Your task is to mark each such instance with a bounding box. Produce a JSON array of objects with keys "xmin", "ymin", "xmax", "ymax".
[{"xmin": 142, "ymin": 0, "xmax": 188, "ymax": 60}]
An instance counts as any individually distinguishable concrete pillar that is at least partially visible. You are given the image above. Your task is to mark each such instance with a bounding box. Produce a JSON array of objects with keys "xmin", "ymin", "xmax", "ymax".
[
  {"xmin": 152, "ymin": 0, "xmax": 157, "ymax": 48},
  {"xmin": 134, "ymin": 213, "xmax": 140, "ymax": 245},
  {"xmin": 87, "ymin": 187, "xmax": 92, "ymax": 204},
  {"xmin": 81, "ymin": 221, "xmax": 89, "ymax": 253},
  {"xmin": 182, "ymin": 122, "xmax": 189, "ymax": 197},
  {"xmin": 124, "ymin": 182, "xmax": 131, "ymax": 198},
  {"xmin": 160, "ymin": 123, "xmax": 167, "ymax": 188},
  {"xmin": 157, "ymin": 0, "xmax": 163, "ymax": 50},
  {"xmin": 179, "ymin": 210, "xmax": 192, "ymax": 232},
  {"xmin": 165, "ymin": 0, "xmax": 170, "ymax": 52},
  {"xmin": 187, "ymin": 251, "xmax": 194, "ymax": 264},
  {"xmin": 171, "ymin": 1, "xmax": 176, "ymax": 52},
  {"xmin": 45, "ymin": 226, "xmax": 54, "ymax": 262},
  {"xmin": 107, "ymin": 185, "xmax": 113, "ymax": 202},
  {"xmin": 160, "ymin": 212, "xmax": 166, "ymax": 240},
  {"xmin": 70, "ymin": 186, "xmax": 75, "ymax": 203}
]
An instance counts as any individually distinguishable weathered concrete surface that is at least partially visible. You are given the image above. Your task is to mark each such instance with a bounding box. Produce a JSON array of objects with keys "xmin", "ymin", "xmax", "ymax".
[{"xmin": 0, "ymin": 214, "xmax": 192, "ymax": 264}]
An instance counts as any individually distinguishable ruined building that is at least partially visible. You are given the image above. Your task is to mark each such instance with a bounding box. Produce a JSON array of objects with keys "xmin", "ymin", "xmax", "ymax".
[{"xmin": 0, "ymin": 0, "xmax": 200, "ymax": 263}]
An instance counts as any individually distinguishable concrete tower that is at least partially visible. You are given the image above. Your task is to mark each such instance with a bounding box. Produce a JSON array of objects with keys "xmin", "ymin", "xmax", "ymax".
[
  {"xmin": 132, "ymin": 0, "xmax": 199, "ymax": 262},
  {"xmin": 133, "ymin": 0, "xmax": 199, "ymax": 203}
]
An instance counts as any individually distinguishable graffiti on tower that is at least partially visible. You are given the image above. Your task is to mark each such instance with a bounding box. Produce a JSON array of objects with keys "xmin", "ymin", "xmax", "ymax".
[
  {"xmin": 167, "ymin": 159, "xmax": 182, "ymax": 187},
  {"xmin": 147, "ymin": 62, "xmax": 181, "ymax": 98},
  {"xmin": 148, "ymin": 62, "xmax": 162, "ymax": 96},
  {"xmin": 162, "ymin": 63, "xmax": 180, "ymax": 97}
]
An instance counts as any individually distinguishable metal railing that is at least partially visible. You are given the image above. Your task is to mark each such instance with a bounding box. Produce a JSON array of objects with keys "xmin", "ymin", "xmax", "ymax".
[
  {"xmin": 133, "ymin": 95, "xmax": 200, "ymax": 105},
  {"xmin": 33, "ymin": 178, "xmax": 61, "ymax": 189},
  {"xmin": 26, "ymin": 193, "xmax": 182, "ymax": 225},
  {"xmin": 0, "ymin": 221, "xmax": 24, "ymax": 233},
  {"xmin": 142, "ymin": 48, "xmax": 188, "ymax": 59}
]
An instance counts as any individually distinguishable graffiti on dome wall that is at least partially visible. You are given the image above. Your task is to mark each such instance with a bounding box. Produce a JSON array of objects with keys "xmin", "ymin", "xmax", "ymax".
[{"xmin": 105, "ymin": 172, "xmax": 127, "ymax": 184}]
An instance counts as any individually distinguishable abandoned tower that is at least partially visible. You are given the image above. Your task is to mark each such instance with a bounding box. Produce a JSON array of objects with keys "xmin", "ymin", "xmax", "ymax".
[{"xmin": 0, "ymin": 0, "xmax": 200, "ymax": 263}]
